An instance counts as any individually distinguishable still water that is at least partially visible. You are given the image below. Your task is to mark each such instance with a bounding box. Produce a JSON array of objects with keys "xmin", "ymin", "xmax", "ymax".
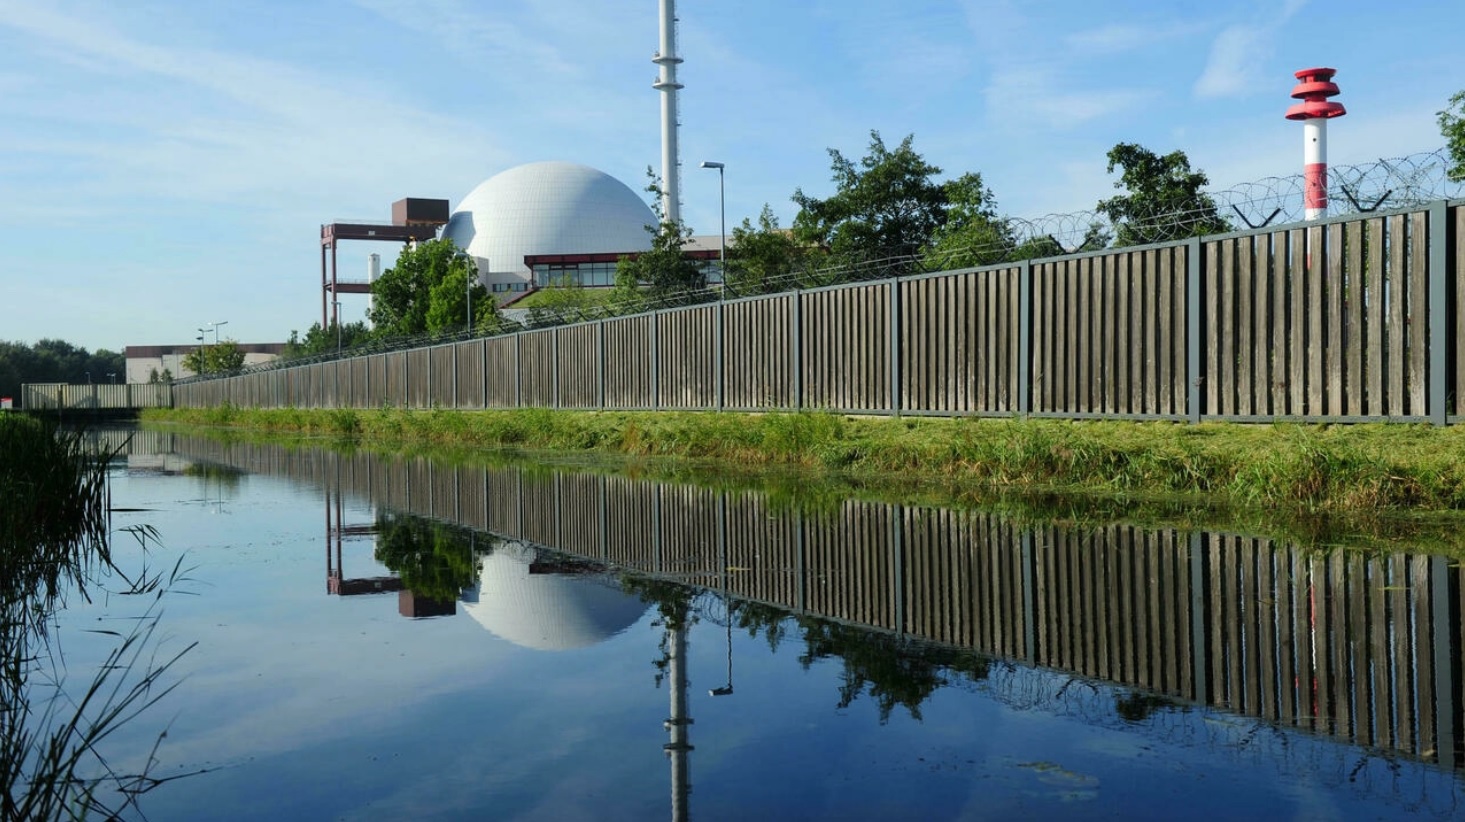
[{"xmin": 64, "ymin": 427, "xmax": 1465, "ymax": 820}]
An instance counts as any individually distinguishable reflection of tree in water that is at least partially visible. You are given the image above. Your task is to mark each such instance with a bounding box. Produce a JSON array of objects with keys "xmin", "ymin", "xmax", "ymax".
[
  {"xmin": 795, "ymin": 620, "xmax": 990, "ymax": 723},
  {"xmin": 181, "ymin": 461, "xmax": 245, "ymax": 489},
  {"xmin": 1114, "ymin": 690, "xmax": 1182, "ymax": 723},
  {"xmin": 373, "ymin": 513, "xmax": 493, "ymax": 602},
  {"xmin": 620, "ymin": 575, "xmax": 696, "ymax": 688}
]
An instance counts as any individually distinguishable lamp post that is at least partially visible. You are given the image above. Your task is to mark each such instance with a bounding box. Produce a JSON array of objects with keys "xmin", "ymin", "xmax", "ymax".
[
  {"xmin": 199, "ymin": 320, "xmax": 228, "ymax": 345},
  {"xmin": 332, "ymin": 301, "xmax": 342, "ymax": 352},
  {"xmin": 699, "ymin": 161, "xmax": 725, "ymax": 298}
]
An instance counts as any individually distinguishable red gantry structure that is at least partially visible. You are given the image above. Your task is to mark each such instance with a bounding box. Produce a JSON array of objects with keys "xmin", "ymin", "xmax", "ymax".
[
  {"xmin": 320, "ymin": 197, "xmax": 449, "ymax": 330},
  {"xmin": 1285, "ymin": 67, "xmax": 1346, "ymax": 221}
]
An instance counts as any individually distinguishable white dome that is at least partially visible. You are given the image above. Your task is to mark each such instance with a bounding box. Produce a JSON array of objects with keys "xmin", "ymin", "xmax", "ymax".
[
  {"xmin": 461, "ymin": 543, "xmax": 650, "ymax": 651},
  {"xmin": 442, "ymin": 161, "xmax": 655, "ymax": 285}
]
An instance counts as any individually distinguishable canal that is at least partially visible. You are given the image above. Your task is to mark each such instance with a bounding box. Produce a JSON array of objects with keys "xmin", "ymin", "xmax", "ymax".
[{"xmin": 61, "ymin": 427, "xmax": 1465, "ymax": 820}]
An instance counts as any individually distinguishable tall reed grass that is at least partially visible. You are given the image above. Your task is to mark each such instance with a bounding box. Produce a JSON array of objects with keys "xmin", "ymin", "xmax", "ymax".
[{"xmin": 0, "ymin": 415, "xmax": 193, "ymax": 819}]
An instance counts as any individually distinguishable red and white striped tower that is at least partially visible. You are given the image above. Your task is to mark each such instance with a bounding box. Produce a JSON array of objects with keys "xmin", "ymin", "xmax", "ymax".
[{"xmin": 1285, "ymin": 67, "xmax": 1346, "ymax": 221}]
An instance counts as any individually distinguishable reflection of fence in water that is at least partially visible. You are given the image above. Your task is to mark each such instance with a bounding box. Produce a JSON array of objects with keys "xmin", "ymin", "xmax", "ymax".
[{"xmin": 164, "ymin": 433, "xmax": 1463, "ymax": 771}]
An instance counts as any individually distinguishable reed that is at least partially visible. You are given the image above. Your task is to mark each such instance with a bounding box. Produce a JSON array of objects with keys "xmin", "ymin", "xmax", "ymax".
[{"xmin": 0, "ymin": 414, "xmax": 193, "ymax": 819}]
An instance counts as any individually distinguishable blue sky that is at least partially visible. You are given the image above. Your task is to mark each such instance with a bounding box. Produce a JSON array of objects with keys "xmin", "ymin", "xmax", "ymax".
[{"xmin": 1, "ymin": 0, "xmax": 1460, "ymax": 354}]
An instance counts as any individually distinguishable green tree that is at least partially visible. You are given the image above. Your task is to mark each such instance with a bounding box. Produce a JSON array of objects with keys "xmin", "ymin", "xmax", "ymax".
[
  {"xmin": 792, "ymin": 131, "xmax": 948, "ymax": 277},
  {"xmin": 921, "ymin": 172, "xmax": 1014, "ymax": 270},
  {"xmin": 281, "ymin": 320, "xmax": 373, "ymax": 360},
  {"xmin": 1097, "ymin": 143, "xmax": 1229, "ymax": 247},
  {"xmin": 368, "ymin": 239, "xmax": 492, "ymax": 337},
  {"xmin": 725, "ymin": 205, "xmax": 809, "ymax": 296},
  {"xmin": 0, "ymin": 339, "xmax": 124, "ymax": 399},
  {"xmin": 1439, "ymin": 90, "xmax": 1465, "ymax": 182},
  {"xmin": 181, "ymin": 339, "xmax": 245, "ymax": 376},
  {"xmin": 527, "ymin": 275, "xmax": 597, "ymax": 328},
  {"xmin": 425, "ymin": 262, "xmax": 502, "ymax": 334},
  {"xmin": 611, "ymin": 169, "xmax": 708, "ymax": 310}
]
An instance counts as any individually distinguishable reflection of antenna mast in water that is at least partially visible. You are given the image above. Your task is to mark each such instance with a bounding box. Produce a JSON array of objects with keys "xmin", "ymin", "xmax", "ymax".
[{"xmin": 663, "ymin": 601, "xmax": 692, "ymax": 822}]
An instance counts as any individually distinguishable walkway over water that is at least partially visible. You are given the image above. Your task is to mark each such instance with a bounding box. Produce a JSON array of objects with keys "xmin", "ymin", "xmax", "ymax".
[{"xmin": 176, "ymin": 199, "xmax": 1465, "ymax": 425}]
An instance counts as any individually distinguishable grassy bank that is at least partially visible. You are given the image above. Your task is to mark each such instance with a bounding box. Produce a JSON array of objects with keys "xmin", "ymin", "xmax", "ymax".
[{"xmin": 142, "ymin": 405, "xmax": 1465, "ymax": 513}]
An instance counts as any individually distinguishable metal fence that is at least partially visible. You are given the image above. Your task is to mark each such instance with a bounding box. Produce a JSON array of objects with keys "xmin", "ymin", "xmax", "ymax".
[
  {"xmin": 175, "ymin": 199, "xmax": 1465, "ymax": 424},
  {"xmin": 21, "ymin": 382, "xmax": 172, "ymax": 411}
]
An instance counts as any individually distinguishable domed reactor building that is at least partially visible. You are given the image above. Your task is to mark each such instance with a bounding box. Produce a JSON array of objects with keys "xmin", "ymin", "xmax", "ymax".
[
  {"xmin": 318, "ymin": 0, "xmax": 713, "ymax": 326},
  {"xmin": 442, "ymin": 161, "xmax": 656, "ymax": 299}
]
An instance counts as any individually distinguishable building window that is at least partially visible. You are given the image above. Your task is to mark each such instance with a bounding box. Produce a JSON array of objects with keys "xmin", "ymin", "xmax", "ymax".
[{"xmin": 531, "ymin": 261, "xmax": 620, "ymax": 288}]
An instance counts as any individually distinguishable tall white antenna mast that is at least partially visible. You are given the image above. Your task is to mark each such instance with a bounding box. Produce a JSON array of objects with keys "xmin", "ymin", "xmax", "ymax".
[{"xmin": 652, "ymin": 0, "xmax": 683, "ymax": 226}]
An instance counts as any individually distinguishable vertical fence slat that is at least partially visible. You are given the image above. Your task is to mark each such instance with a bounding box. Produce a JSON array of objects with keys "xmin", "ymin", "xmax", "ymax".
[
  {"xmin": 1327, "ymin": 223, "xmax": 1345, "ymax": 415},
  {"xmin": 1409, "ymin": 211, "xmax": 1428, "ymax": 415},
  {"xmin": 1346, "ymin": 222, "xmax": 1364, "ymax": 416},
  {"xmin": 1366, "ymin": 218, "xmax": 1385, "ymax": 415}
]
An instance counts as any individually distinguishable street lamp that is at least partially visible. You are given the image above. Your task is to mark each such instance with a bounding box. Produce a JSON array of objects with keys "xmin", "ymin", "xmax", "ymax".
[
  {"xmin": 700, "ymin": 161, "xmax": 725, "ymax": 298},
  {"xmin": 332, "ymin": 300, "xmax": 342, "ymax": 352},
  {"xmin": 200, "ymin": 320, "xmax": 228, "ymax": 345}
]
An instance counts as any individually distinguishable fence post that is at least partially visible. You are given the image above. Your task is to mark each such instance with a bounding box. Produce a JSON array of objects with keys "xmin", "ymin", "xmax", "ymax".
[
  {"xmin": 651, "ymin": 313, "xmax": 661, "ymax": 410},
  {"xmin": 792, "ymin": 295, "xmax": 803, "ymax": 411},
  {"xmin": 715, "ymin": 303, "xmax": 725, "ymax": 411},
  {"xmin": 1429, "ymin": 201, "xmax": 1448, "ymax": 425},
  {"xmin": 889, "ymin": 279, "xmax": 901, "ymax": 416},
  {"xmin": 553, "ymin": 329, "xmax": 561, "ymax": 409},
  {"xmin": 1018, "ymin": 260, "xmax": 1031, "ymax": 416},
  {"xmin": 514, "ymin": 333, "xmax": 523, "ymax": 409},
  {"xmin": 1188, "ymin": 236, "xmax": 1203, "ymax": 423},
  {"xmin": 598, "ymin": 319, "xmax": 607, "ymax": 409}
]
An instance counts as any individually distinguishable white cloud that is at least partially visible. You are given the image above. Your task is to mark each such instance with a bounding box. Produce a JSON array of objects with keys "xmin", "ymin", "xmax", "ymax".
[
  {"xmin": 963, "ymin": 1, "xmax": 1156, "ymax": 131},
  {"xmin": 0, "ymin": 4, "xmax": 511, "ymax": 221},
  {"xmin": 984, "ymin": 64, "xmax": 1153, "ymax": 130},
  {"xmin": 1193, "ymin": 0, "xmax": 1309, "ymax": 99},
  {"xmin": 1063, "ymin": 21, "xmax": 1207, "ymax": 56}
]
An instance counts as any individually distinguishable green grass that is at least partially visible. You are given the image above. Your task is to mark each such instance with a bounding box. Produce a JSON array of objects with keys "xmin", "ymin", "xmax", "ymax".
[{"xmin": 143, "ymin": 406, "xmax": 1465, "ymax": 515}]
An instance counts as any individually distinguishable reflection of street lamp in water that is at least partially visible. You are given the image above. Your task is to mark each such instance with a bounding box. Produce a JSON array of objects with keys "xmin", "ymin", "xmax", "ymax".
[{"xmin": 709, "ymin": 539, "xmax": 734, "ymax": 697}]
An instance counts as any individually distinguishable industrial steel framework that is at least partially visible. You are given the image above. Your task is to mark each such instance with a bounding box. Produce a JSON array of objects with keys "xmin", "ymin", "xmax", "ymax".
[{"xmin": 319, "ymin": 197, "xmax": 449, "ymax": 329}]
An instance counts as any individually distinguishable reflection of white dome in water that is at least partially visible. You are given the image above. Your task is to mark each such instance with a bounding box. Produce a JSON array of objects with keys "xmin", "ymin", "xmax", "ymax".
[{"xmin": 461, "ymin": 543, "xmax": 649, "ymax": 651}]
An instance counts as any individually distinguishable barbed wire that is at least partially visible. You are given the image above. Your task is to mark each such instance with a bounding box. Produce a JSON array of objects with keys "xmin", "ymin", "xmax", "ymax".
[
  {"xmin": 1014, "ymin": 148, "xmax": 1460, "ymax": 250},
  {"xmin": 175, "ymin": 150, "xmax": 1461, "ymax": 382}
]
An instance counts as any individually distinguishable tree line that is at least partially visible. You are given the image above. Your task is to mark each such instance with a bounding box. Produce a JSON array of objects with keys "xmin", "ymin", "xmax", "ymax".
[{"xmin": 0, "ymin": 340, "xmax": 124, "ymax": 403}]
